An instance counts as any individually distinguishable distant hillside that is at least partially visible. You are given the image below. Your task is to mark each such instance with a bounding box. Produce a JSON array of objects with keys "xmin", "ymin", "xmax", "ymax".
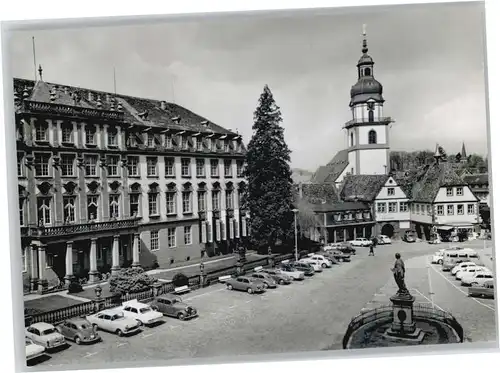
[{"xmin": 292, "ymin": 168, "xmax": 313, "ymax": 184}]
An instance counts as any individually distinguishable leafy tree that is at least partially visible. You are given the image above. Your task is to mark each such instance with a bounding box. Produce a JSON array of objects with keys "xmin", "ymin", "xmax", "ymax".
[
  {"xmin": 295, "ymin": 197, "xmax": 321, "ymax": 239},
  {"xmin": 108, "ymin": 267, "xmax": 156, "ymax": 295},
  {"xmin": 243, "ymin": 85, "xmax": 294, "ymax": 253},
  {"xmin": 172, "ymin": 273, "xmax": 189, "ymax": 287}
]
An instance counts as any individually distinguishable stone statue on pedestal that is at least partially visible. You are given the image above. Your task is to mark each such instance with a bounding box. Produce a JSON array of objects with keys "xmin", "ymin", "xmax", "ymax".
[{"xmin": 391, "ymin": 253, "xmax": 410, "ymax": 296}]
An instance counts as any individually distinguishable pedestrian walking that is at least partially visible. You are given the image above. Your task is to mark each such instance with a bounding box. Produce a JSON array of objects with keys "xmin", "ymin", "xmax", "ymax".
[{"xmin": 369, "ymin": 243, "xmax": 374, "ymax": 256}]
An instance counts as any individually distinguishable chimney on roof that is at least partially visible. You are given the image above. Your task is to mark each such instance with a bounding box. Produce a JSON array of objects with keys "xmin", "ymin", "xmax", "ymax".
[
  {"xmin": 88, "ymin": 92, "xmax": 93, "ymax": 102},
  {"xmin": 106, "ymin": 93, "xmax": 111, "ymax": 102},
  {"xmin": 109, "ymin": 99, "xmax": 115, "ymax": 111},
  {"xmin": 160, "ymin": 101, "xmax": 167, "ymax": 110},
  {"xmin": 63, "ymin": 86, "xmax": 69, "ymax": 95},
  {"xmin": 172, "ymin": 116, "xmax": 181, "ymax": 124},
  {"xmin": 96, "ymin": 96, "xmax": 102, "ymax": 109},
  {"xmin": 22, "ymin": 86, "xmax": 30, "ymax": 99},
  {"xmin": 49, "ymin": 87, "xmax": 57, "ymax": 102},
  {"xmin": 117, "ymin": 101, "xmax": 123, "ymax": 111}
]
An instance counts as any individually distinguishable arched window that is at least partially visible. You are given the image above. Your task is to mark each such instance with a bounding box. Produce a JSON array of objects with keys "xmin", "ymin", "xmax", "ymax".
[
  {"xmin": 364, "ymin": 67, "xmax": 371, "ymax": 76},
  {"xmin": 350, "ymin": 133, "xmax": 354, "ymax": 147},
  {"xmin": 368, "ymin": 109, "xmax": 374, "ymax": 122},
  {"xmin": 368, "ymin": 130, "xmax": 377, "ymax": 144}
]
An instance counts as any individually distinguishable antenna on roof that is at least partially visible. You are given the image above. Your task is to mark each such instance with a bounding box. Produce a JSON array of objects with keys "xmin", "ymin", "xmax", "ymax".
[
  {"xmin": 113, "ymin": 67, "xmax": 117, "ymax": 94},
  {"xmin": 32, "ymin": 36, "xmax": 37, "ymax": 82}
]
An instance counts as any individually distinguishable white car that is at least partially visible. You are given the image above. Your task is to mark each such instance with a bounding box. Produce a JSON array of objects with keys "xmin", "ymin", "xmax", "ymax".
[
  {"xmin": 307, "ymin": 254, "xmax": 333, "ymax": 268},
  {"xmin": 451, "ymin": 261, "xmax": 478, "ymax": 276},
  {"xmin": 461, "ymin": 271, "xmax": 494, "ymax": 287},
  {"xmin": 25, "ymin": 322, "xmax": 67, "ymax": 350},
  {"xmin": 86, "ymin": 309, "xmax": 141, "ymax": 336},
  {"xmin": 119, "ymin": 299, "xmax": 164, "ymax": 326},
  {"xmin": 276, "ymin": 264, "xmax": 305, "ymax": 280},
  {"xmin": 457, "ymin": 266, "xmax": 490, "ymax": 281},
  {"xmin": 431, "ymin": 252, "xmax": 444, "ymax": 264},
  {"xmin": 350, "ymin": 238, "xmax": 372, "ymax": 247},
  {"xmin": 378, "ymin": 235, "xmax": 392, "ymax": 244},
  {"xmin": 25, "ymin": 338, "xmax": 45, "ymax": 361},
  {"xmin": 298, "ymin": 258, "xmax": 323, "ymax": 272}
]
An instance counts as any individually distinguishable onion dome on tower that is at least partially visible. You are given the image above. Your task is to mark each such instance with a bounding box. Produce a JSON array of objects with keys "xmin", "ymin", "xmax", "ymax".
[{"xmin": 349, "ymin": 26, "xmax": 384, "ymax": 107}]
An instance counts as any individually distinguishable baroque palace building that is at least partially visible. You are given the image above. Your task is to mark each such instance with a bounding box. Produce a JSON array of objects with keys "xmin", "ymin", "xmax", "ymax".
[{"xmin": 15, "ymin": 68, "xmax": 248, "ymax": 293}]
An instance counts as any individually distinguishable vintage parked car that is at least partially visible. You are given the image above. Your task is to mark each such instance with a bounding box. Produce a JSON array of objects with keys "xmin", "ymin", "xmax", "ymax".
[
  {"xmin": 299, "ymin": 258, "xmax": 324, "ymax": 272},
  {"xmin": 150, "ymin": 293, "xmax": 198, "ymax": 320},
  {"xmin": 249, "ymin": 272, "xmax": 278, "ymax": 288},
  {"xmin": 403, "ymin": 230, "xmax": 417, "ymax": 243},
  {"xmin": 349, "ymin": 238, "xmax": 372, "ymax": 247},
  {"xmin": 317, "ymin": 251, "xmax": 339, "ymax": 264},
  {"xmin": 274, "ymin": 264, "xmax": 305, "ymax": 281},
  {"xmin": 290, "ymin": 261, "xmax": 315, "ymax": 276},
  {"xmin": 377, "ymin": 235, "xmax": 392, "ymax": 245},
  {"xmin": 307, "ymin": 254, "xmax": 333, "ymax": 268},
  {"xmin": 225, "ymin": 276, "xmax": 266, "ymax": 294},
  {"xmin": 25, "ymin": 338, "xmax": 45, "ymax": 361},
  {"xmin": 326, "ymin": 249, "xmax": 351, "ymax": 262},
  {"xmin": 25, "ymin": 322, "xmax": 67, "ymax": 350},
  {"xmin": 455, "ymin": 265, "xmax": 488, "ymax": 281},
  {"xmin": 325, "ymin": 242, "xmax": 356, "ymax": 255},
  {"xmin": 56, "ymin": 317, "xmax": 101, "ymax": 344},
  {"xmin": 468, "ymin": 280, "xmax": 494, "ymax": 298},
  {"xmin": 119, "ymin": 299, "xmax": 164, "ymax": 326},
  {"xmin": 451, "ymin": 261, "xmax": 478, "ymax": 276},
  {"xmin": 86, "ymin": 309, "xmax": 141, "ymax": 336},
  {"xmin": 461, "ymin": 271, "xmax": 494, "ymax": 287},
  {"xmin": 261, "ymin": 268, "xmax": 293, "ymax": 285},
  {"xmin": 431, "ymin": 251, "xmax": 444, "ymax": 264}
]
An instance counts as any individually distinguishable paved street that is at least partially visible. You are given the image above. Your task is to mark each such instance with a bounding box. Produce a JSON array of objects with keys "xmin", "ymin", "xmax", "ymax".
[{"xmin": 31, "ymin": 240, "xmax": 496, "ymax": 369}]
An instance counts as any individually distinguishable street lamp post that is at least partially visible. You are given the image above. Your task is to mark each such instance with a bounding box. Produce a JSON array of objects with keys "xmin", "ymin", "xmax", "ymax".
[{"xmin": 292, "ymin": 208, "xmax": 299, "ymax": 261}]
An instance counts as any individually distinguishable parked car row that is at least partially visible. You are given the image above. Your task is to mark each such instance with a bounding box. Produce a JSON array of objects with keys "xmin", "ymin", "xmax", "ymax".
[{"xmin": 25, "ymin": 294, "xmax": 199, "ymax": 364}]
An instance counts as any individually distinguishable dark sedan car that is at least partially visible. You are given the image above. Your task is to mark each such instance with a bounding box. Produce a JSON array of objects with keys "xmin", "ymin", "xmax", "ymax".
[
  {"xmin": 150, "ymin": 293, "xmax": 198, "ymax": 320},
  {"xmin": 249, "ymin": 272, "xmax": 278, "ymax": 288},
  {"xmin": 56, "ymin": 317, "xmax": 101, "ymax": 345},
  {"xmin": 261, "ymin": 268, "xmax": 293, "ymax": 285},
  {"xmin": 290, "ymin": 262, "xmax": 316, "ymax": 276},
  {"xmin": 327, "ymin": 249, "xmax": 351, "ymax": 262}
]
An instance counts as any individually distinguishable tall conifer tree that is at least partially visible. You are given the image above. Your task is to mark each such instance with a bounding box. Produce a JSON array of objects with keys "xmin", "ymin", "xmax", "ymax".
[{"xmin": 242, "ymin": 85, "xmax": 294, "ymax": 252}]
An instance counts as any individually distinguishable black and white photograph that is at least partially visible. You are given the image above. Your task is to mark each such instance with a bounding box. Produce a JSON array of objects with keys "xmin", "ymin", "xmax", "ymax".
[{"xmin": 0, "ymin": 0, "xmax": 498, "ymax": 371}]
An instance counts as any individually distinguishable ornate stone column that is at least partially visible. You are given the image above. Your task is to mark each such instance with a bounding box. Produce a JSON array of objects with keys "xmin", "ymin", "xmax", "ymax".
[
  {"xmin": 37, "ymin": 244, "xmax": 48, "ymax": 294},
  {"xmin": 64, "ymin": 241, "xmax": 75, "ymax": 285},
  {"xmin": 111, "ymin": 235, "xmax": 120, "ymax": 275},
  {"xmin": 89, "ymin": 238, "xmax": 99, "ymax": 283},
  {"xmin": 132, "ymin": 233, "xmax": 140, "ymax": 267}
]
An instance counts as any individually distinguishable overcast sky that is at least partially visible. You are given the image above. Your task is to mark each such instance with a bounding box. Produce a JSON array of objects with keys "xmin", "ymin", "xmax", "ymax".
[{"xmin": 6, "ymin": 2, "xmax": 488, "ymax": 171}]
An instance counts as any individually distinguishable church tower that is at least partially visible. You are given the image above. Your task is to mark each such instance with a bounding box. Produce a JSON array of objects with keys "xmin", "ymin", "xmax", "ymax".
[{"xmin": 345, "ymin": 25, "xmax": 393, "ymax": 175}]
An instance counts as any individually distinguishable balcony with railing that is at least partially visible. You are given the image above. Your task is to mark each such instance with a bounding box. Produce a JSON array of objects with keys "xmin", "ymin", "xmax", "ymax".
[
  {"xmin": 343, "ymin": 117, "xmax": 393, "ymax": 128},
  {"xmin": 21, "ymin": 100, "xmax": 124, "ymax": 122},
  {"xmin": 21, "ymin": 217, "xmax": 140, "ymax": 238}
]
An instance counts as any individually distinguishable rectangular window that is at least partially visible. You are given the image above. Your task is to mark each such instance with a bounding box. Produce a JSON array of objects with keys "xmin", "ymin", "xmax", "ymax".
[
  {"xmin": 196, "ymin": 159, "xmax": 206, "ymax": 177},
  {"xmin": 84, "ymin": 155, "xmax": 98, "ymax": 176},
  {"xmin": 165, "ymin": 134, "xmax": 173, "ymax": 149},
  {"xmin": 467, "ymin": 204, "xmax": 475, "ymax": 215},
  {"xmin": 19, "ymin": 199, "xmax": 25, "ymax": 227},
  {"xmin": 35, "ymin": 122, "xmax": 48, "ymax": 141},
  {"xmin": 166, "ymin": 192, "xmax": 176, "ymax": 214},
  {"xmin": 147, "ymin": 133, "xmax": 155, "ymax": 148},
  {"xmin": 87, "ymin": 196, "xmax": 98, "ymax": 221},
  {"xmin": 447, "ymin": 205, "xmax": 454, "ymax": 215},
  {"xmin": 192, "ymin": 137, "xmax": 197, "ymax": 151},
  {"xmin": 181, "ymin": 158, "xmax": 191, "ymax": 177},
  {"xmin": 388, "ymin": 202, "xmax": 397, "ymax": 213},
  {"xmin": 446, "ymin": 187, "xmax": 453, "ymax": 197},
  {"xmin": 456, "ymin": 187, "xmax": 463, "ymax": 196},
  {"xmin": 224, "ymin": 160, "xmax": 232, "ymax": 177},
  {"xmin": 211, "ymin": 139, "xmax": 217, "ymax": 152},
  {"xmin": 62, "ymin": 126, "xmax": 73, "ymax": 143},
  {"xmin": 377, "ymin": 202, "xmax": 386, "ymax": 213},
  {"xmin": 107, "ymin": 129, "xmax": 117, "ymax": 147},
  {"xmin": 107, "ymin": 155, "xmax": 120, "ymax": 177},
  {"xmin": 196, "ymin": 137, "xmax": 203, "ymax": 151},
  {"xmin": 17, "ymin": 154, "xmax": 24, "ymax": 177},
  {"xmin": 223, "ymin": 140, "xmax": 229, "ymax": 153},
  {"xmin": 85, "ymin": 127, "xmax": 96, "ymax": 145},
  {"xmin": 147, "ymin": 157, "xmax": 158, "ymax": 177},
  {"xmin": 109, "ymin": 195, "xmax": 120, "ymax": 218},
  {"xmin": 416, "ymin": 204, "xmax": 421, "ymax": 214},
  {"xmin": 457, "ymin": 204, "xmax": 464, "ymax": 215},
  {"xmin": 37, "ymin": 197, "xmax": 51, "ymax": 225},
  {"xmin": 22, "ymin": 247, "xmax": 27, "ymax": 272},
  {"xmin": 148, "ymin": 193, "xmax": 158, "ymax": 216},
  {"xmin": 182, "ymin": 191, "xmax": 192, "ymax": 213},
  {"xmin": 127, "ymin": 156, "xmax": 139, "ymax": 176},
  {"xmin": 387, "ymin": 187, "xmax": 395, "ymax": 196},
  {"xmin": 34, "ymin": 153, "xmax": 50, "ymax": 177},
  {"xmin": 184, "ymin": 226, "xmax": 192, "ymax": 245},
  {"xmin": 150, "ymin": 230, "xmax": 159, "ymax": 251},
  {"xmin": 226, "ymin": 190, "xmax": 234, "ymax": 209},
  {"xmin": 197, "ymin": 191, "xmax": 206, "ymax": 211},
  {"xmin": 129, "ymin": 194, "xmax": 139, "ymax": 217},
  {"xmin": 237, "ymin": 161, "xmax": 244, "ymax": 177},
  {"xmin": 212, "ymin": 190, "xmax": 221, "ymax": 210},
  {"xmin": 437, "ymin": 205, "xmax": 444, "ymax": 216},
  {"xmin": 181, "ymin": 136, "xmax": 188, "ymax": 150},
  {"xmin": 167, "ymin": 227, "xmax": 176, "ymax": 248},
  {"xmin": 210, "ymin": 159, "xmax": 219, "ymax": 177},
  {"xmin": 63, "ymin": 196, "xmax": 76, "ymax": 223},
  {"xmin": 164, "ymin": 157, "xmax": 175, "ymax": 177},
  {"xmin": 60, "ymin": 154, "xmax": 75, "ymax": 177},
  {"xmin": 399, "ymin": 202, "xmax": 408, "ymax": 212}
]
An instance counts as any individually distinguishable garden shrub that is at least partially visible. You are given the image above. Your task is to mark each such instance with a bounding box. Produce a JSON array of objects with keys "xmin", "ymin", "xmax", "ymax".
[
  {"xmin": 67, "ymin": 281, "xmax": 83, "ymax": 294},
  {"xmin": 108, "ymin": 267, "xmax": 156, "ymax": 295},
  {"xmin": 172, "ymin": 273, "xmax": 189, "ymax": 287}
]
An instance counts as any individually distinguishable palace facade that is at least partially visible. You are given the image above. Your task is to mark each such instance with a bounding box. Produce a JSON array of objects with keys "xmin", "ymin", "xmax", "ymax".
[{"xmin": 15, "ymin": 70, "xmax": 248, "ymax": 293}]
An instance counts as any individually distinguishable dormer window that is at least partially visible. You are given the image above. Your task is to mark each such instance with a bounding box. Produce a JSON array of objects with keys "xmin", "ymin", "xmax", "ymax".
[
  {"xmin": 368, "ymin": 130, "xmax": 377, "ymax": 144},
  {"xmin": 364, "ymin": 67, "xmax": 371, "ymax": 76},
  {"xmin": 147, "ymin": 133, "xmax": 155, "ymax": 148}
]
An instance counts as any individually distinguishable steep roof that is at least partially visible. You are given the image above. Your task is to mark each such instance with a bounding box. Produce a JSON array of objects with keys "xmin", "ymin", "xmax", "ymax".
[
  {"xmin": 340, "ymin": 174, "xmax": 388, "ymax": 202},
  {"xmin": 407, "ymin": 161, "xmax": 467, "ymax": 203},
  {"xmin": 310, "ymin": 149, "xmax": 349, "ymax": 184},
  {"xmin": 299, "ymin": 183, "xmax": 340, "ymax": 205},
  {"xmin": 311, "ymin": 201, "xmax": 369, "ymax": 213},
  {"xmin": 14, "ymin": 78, "xmax": 235, "ymax": 135},
  {"xmin": 463, "ymin": 173, "xmax": 489, "ymax": 186}
]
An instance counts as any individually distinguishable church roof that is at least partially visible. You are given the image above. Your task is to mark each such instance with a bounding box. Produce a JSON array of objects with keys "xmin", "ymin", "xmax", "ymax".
[
  {"xmin": 300, "ymin": 183, "xmax": 340, "ymax": 205},
  {"xmin": 310, "ymin": 149, "xmax": 349, "ymax": 184},
  {"xmin": 340, "ymin": 174, "xmax": 388, "ymax": 202},
  {"xmin": 14, "ymin": 78, "xmax": 236, "ymax": 136},
  {"xmin": 463, "ymin": 173, "xmax": 489, "ymax": 186},
  {"xmin": 310, "ymin": 201, "xmax": 369, "ymax": 213}
]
